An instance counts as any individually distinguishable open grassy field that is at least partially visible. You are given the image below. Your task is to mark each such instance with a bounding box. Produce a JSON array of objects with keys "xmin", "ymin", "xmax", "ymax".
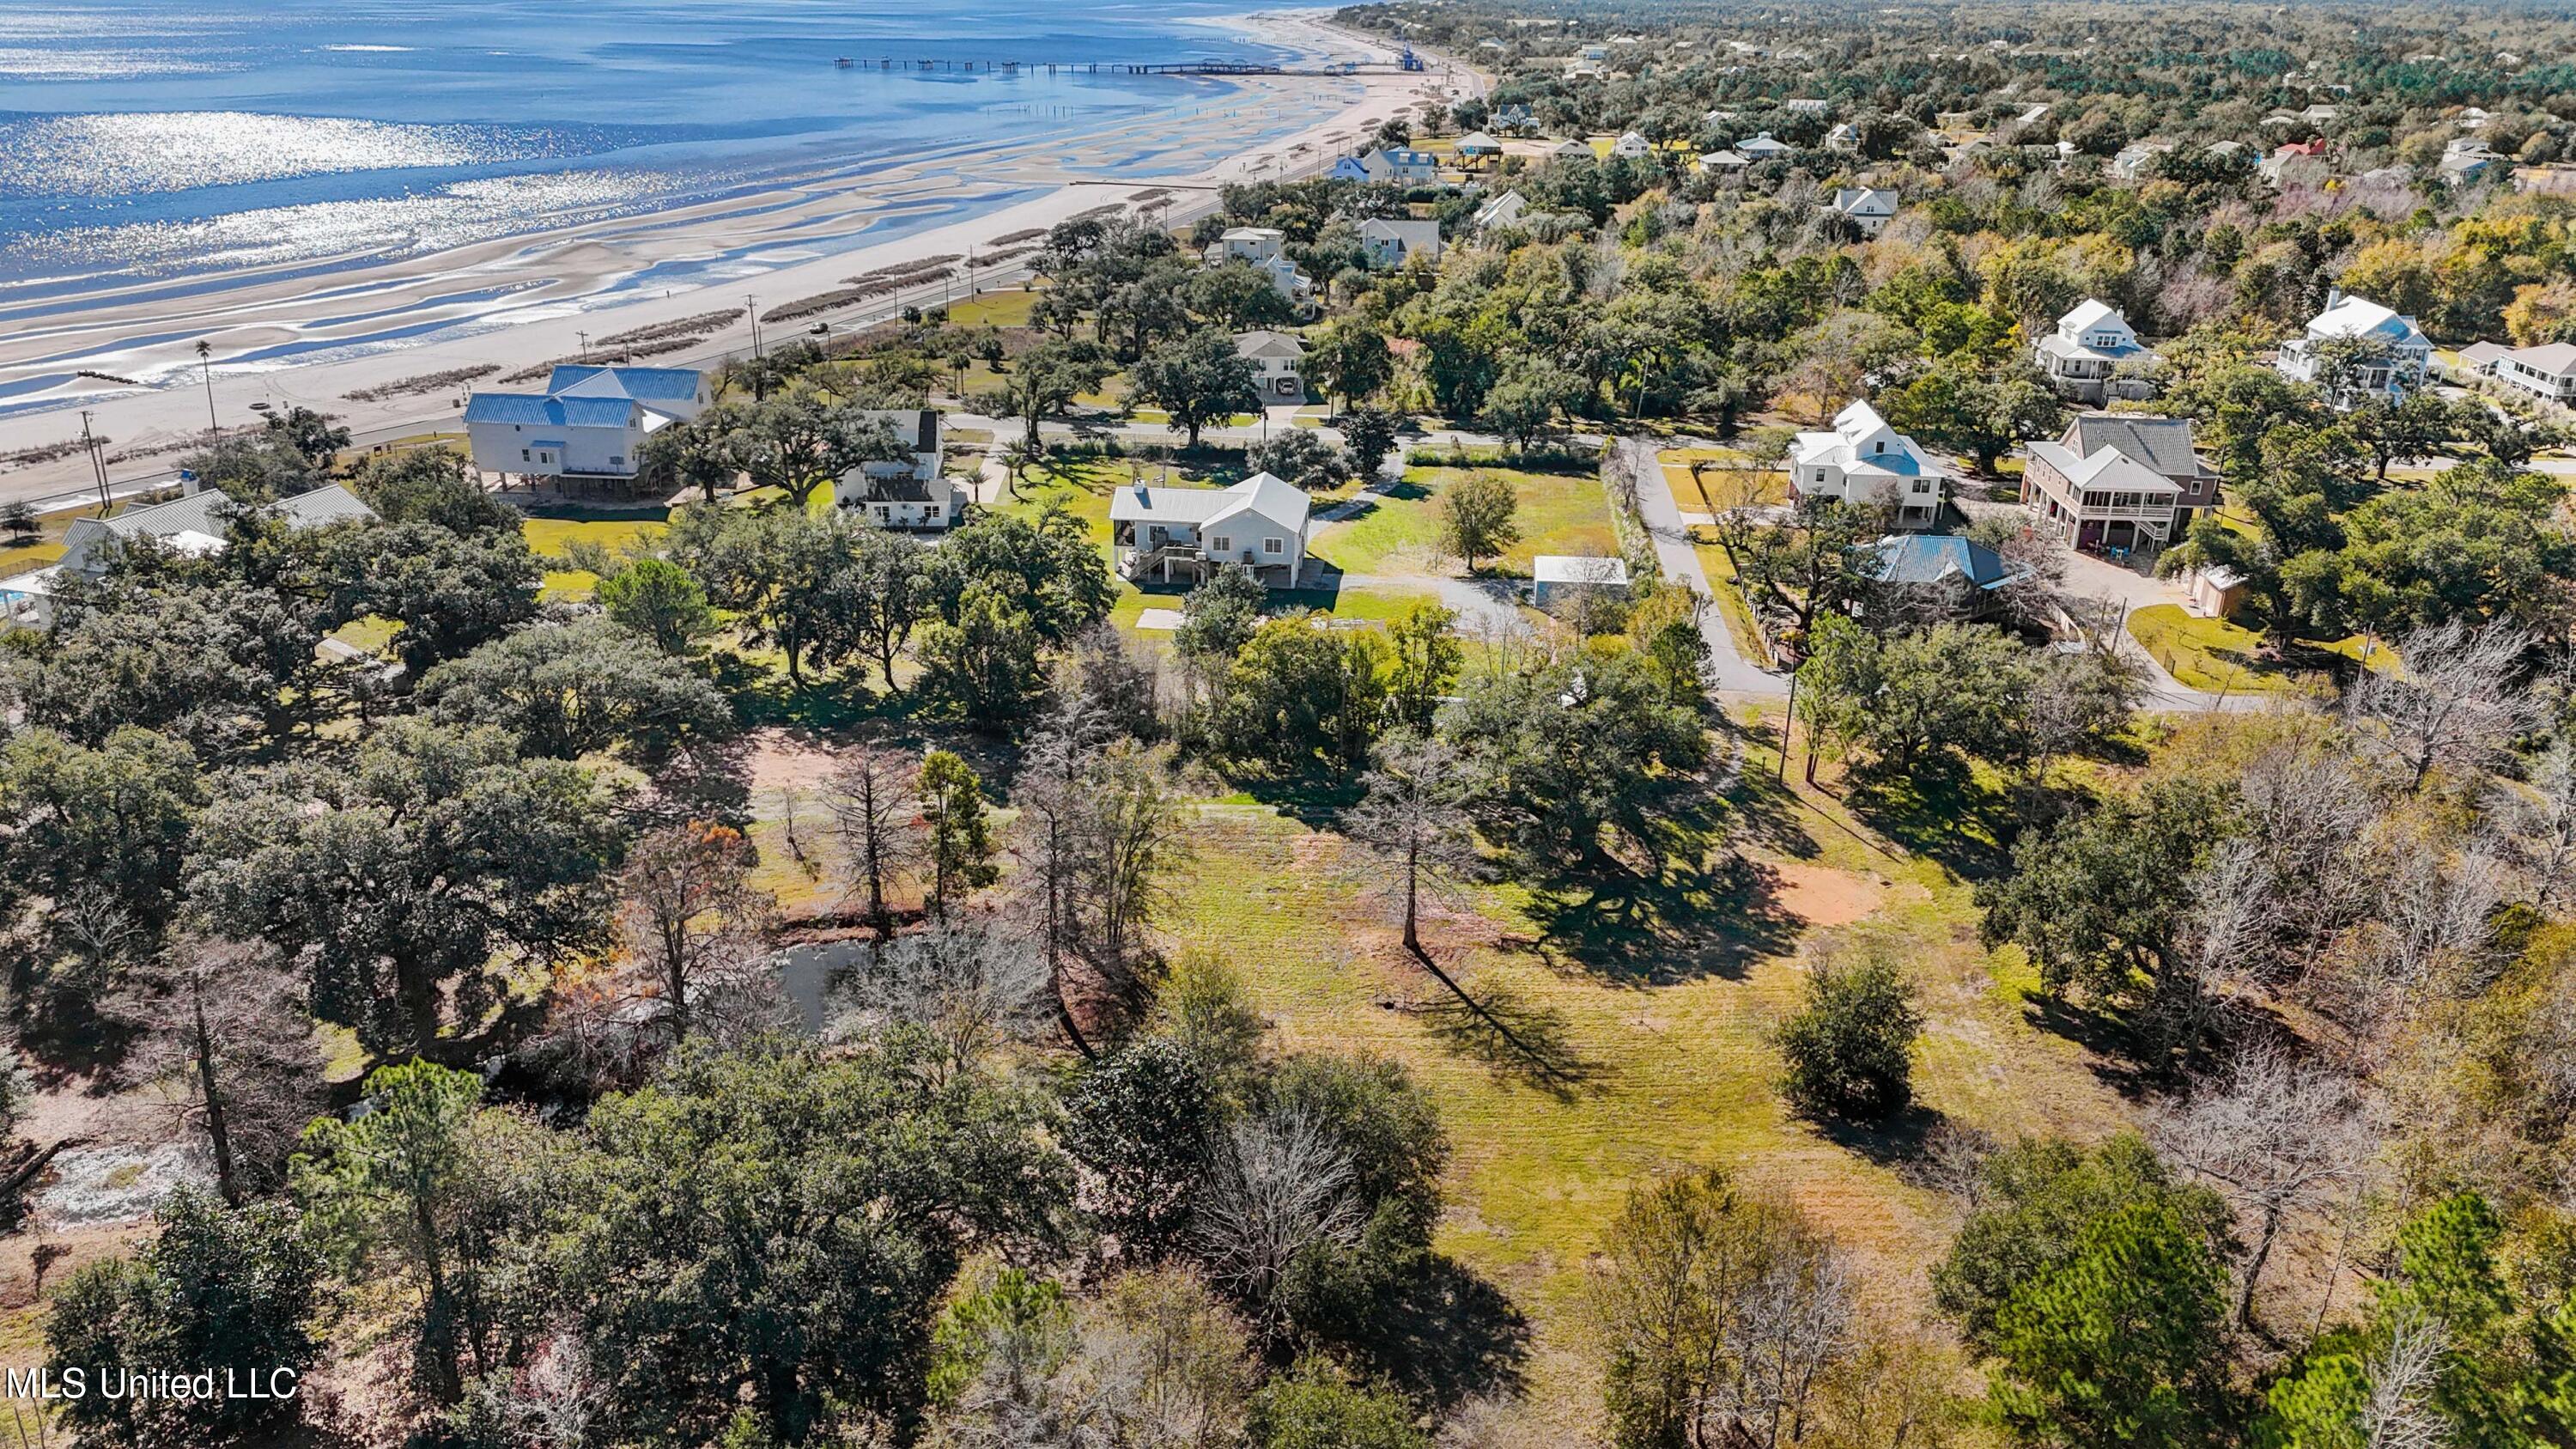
[
  {"xmin": 2128, "ymin": 603, "xmax": 2396, "ymax": 694},
  {"xmin": 1148, "ymin": 729, "xmax": 2136, "ymax": 1435},
  {"xmin": 1312, "ymin": 464, "xmax": 1619, "ymax": 580},
  {"xmin": 519, "ymin": 512, "xmax": 671, "ymax": 601}
]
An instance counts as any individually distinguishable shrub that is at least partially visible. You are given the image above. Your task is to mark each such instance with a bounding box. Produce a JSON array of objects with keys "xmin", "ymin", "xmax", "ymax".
[{"xmin": 1776, "ymin": 951, "xmax": 1923, "ymax": 1122}]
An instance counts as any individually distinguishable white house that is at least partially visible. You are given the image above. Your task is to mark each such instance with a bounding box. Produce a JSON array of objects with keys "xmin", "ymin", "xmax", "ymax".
[
  {"xmin": 1828, "ymin": 187, "xmax": 1900, "ymax": 238},
  {"xmin": 1735, "ymin": 131, "xmax": 1794, "ymax": 160},
  {"xmin": 835, "ymin": 409, "xmax": 965, "ymax": 530},
  {"xmin": 1612, "ymin": 131, "xmax": 1651, "ymax": 158},
  {"xmin": 2020, "ymin": 413, "xmax": 2222, "ymax": 554},
  {"xmin": 2440, "ymin": 137, "xmax": 2500, "ymax": 184},
  {"xmin": 1550, "ymin": 138, "xmax": 1596, "ymax": 161},
  {"xmin": 2110, "ymin": 141, "xmax": 2173, "ymax": 180},
  {"xmin": 1235, "ymin": 330, "xmax": 1306, "ymax": 401},
  {"xmin": 1471, "ymin": 189, "xmax": 1530, "ymax": 231},
  {"xmin": 465, "ymin": 367, "xmax": 702, "ymax": 488},
  {"xmin": 1455, "ymin": 131, "xmax": 1503, "ymax": 161},
  {"xmin": 1783, "ymin": 99, "xmax": 1829, "ymax": 116},
  {"xmin": 1825, "ymin": 122, "xmax": 1859, "ymax": 154},
  {"xmin": 1208, "ymin": 226, "xmax": 1286, "ymax": 265},
  {"xmin": 1358, "ymin": 147, "xmax": 1441, "ymax": 184},
  {"xmin": 1357, "ymin": 217, "xmax": 1443, "ymax": 270},
  {"xmin": 1205, "ymin": 227, "xmax": 1312, "ymax": 304},
  {"xmin": 1108, "ymin": 472, "xmax": 1312, "ymax": 587},
  {"xmin": 2489, "ymin": 342, "xmax": 2576, "ymax": 404},
  {"xmin": 1790, "ymin": 399, "xmax": 1945, "ymax": 529},
  {"xmin": 2036, "ymin": 299, "xmax": 2155, "ymax": 404},
  {"xmin": 2277, "ymin": 288, "xmax": 2433, "ymax": 404},
  {"xmin": 1695, "ymin": 149, "xmax": 1751, "ymax": 178},
  {"xmin": 4, "ymin": 481, "xmax": 377, "ymax": 629}
]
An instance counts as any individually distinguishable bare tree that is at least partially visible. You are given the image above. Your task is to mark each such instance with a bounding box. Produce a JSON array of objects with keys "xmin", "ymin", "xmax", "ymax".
[
  {"xmin": 831, "ymin": 916, "xmax": 1051, "ymax": 1086},
  {"xmin": 616, "ymin": 821, "xmax": 776, "ymax": 1046},
  {"xmin": 1728, "ymin": 1231, "xmax": 1856, "ymax": 1448},
  {"xmin": 118, "ymin": 937, "xmax": 323, "ymax": 1205},
  {"xmin": 828, "ymin": 745, "xmax": 921, "ymax": 940},
  {"xmin": 2155, "ymin": 1043, "xmax": 2373, "ymax": 1329},
  {"xmin": 1189, "ymin": 1108, "xmax": 1361, "ymax": 1325},
  {"xmin": 1012, "ymin": 700, "xmax": 1116, "ymax": 1059},
  {"xmin": 2494, "ymin": 737, "xmax": 2576, "ymax": 911},
  {"xmin": 2143, "ymin": 838, "xmax": 2271, "ymax": 1065},
  {"xmin": 2235, "ymin": 740, "xmax": 2388, "ymax": 978},
  {"xmin": 2344, "ymin": 841, "xmax": 2507, "ymax": 1039},
  {"xmin": 1343, "ymin": 732, "xmax": 1479, "ymax": 954},
  {"xmin": 2359, "ymin": 1310, "xmax": 2451, "ymax": 1449},
  {"xmin": 2344, "ymin": 619, "xmax": 2540, "ymax": 789}
]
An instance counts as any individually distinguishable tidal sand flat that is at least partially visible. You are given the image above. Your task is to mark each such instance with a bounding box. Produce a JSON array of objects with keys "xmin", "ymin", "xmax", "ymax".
[{"xmin": 0, "ymin": 3, "xmax": 1435, "ymax": 490}]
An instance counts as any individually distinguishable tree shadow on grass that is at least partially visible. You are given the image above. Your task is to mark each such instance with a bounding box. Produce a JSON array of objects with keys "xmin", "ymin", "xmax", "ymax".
[
  {"xmin": 1805, "ymin": 1100, "xmax": 1952, "ymax": 1170},
  {"xmin": 1346, "ymin": 1254, "xmax": 1530, "ymax": 1411},
  {"xmin": 1844, "ymin": 757, "xmax": 2017, "ymax": 880},
  {"xmin": 712, "ymin": 653, "xmax": 897, "ymax": 732},
  {"xmin": 1415, "ymin": 974, "xmax": 1607, "ymax": 1100},
  {"xmin": 1520, "ymin": 817, "xmax": 1803, "ymax": 986}
]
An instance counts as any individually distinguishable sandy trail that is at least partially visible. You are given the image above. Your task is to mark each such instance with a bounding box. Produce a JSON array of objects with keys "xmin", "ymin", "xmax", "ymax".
[{"xmin": 0, "ymin": 12, "xmax": 1479, "ymax": 502}]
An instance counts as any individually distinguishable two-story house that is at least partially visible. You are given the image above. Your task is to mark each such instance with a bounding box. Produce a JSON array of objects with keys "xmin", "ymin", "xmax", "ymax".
[
  {"xmin": 1234, "ymin": 331, "xmax": 1306, "ymax": 402},
  {"xmin": 2276, "ymin": 288, "xmax": 2433, "ymax": 405},
  {"xmin": 2035, "ymin": 299, "xmax": 2156, "ymax": 404},
  {"xmin": 2488, "ymin": 342, "xmax": 2576, "ymax": 404},
  {"xmin": 1202, "ymin": 226, "xmax": 1313, "ymax": 305},
  {"xmin": 2020, "ymin": 413, "xmax": 2221, "ymax": 554},
  {"xmin": 835, "ymin": 409, "xmax": 964, "ymax": 530},
  {"xmin": 1828, "ymin": 186, "xmax": 1900, "ymax": 238},
  {"xmin": 465, "ymin": 363, "xmax": 708, "ymax": 489},
  {"xmin": 1109, "ymin": 472, "xmax": 1312, "ymax": 587},
  {"xmin": 1357, "ymin": 217, "xmax": 1443, "ymax": 270},
  {"xmin": 1790, "ymin": 400, "xmax": 1945, "ymax": 530}
]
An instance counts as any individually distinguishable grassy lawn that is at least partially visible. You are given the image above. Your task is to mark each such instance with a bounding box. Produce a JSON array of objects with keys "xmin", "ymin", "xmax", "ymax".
[
  {"xmin": 1692, "ymin": 535, "xmax": 1776, "ymax": 667},
  {"xmin": 2128, "ymin": 603, "xmax": 2397, "ymax": 693},
  {"xmin": 1158, "ymin": 737, "xmax": 2135, "ymax": 1432},
  {"xmin": 1659, "ymin": 448, "xmax": 1786, "ymax": 514},
  {"xmin": 1313, "ymin": 465, "xmax": 1617, "ymax": 580},
  {"xmin": 519, "ymin": 513, "xmax": 671, "ymax": 602},
  {"xmin": 944, "ymin": 287, "xmax": 1037, "ymax": 328}
]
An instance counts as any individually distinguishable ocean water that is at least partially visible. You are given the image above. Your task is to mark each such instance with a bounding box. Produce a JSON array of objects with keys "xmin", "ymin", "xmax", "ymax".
[{"xmin": 0, "ymin": 0, "xmax": 1307, "ymax": 300}]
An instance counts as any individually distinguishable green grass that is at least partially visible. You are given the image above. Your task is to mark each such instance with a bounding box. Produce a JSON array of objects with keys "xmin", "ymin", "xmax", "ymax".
[
  {"xmin": 2127, "ymin": 603, "xmax": 2397, "ymax": 693},
  {"xmin": 1659, "ymin": 449, "xmax": 1787, "ymax": 514},
  {"xmin": 945, "ymin": 287, "xmax": 1038, "ymax": 328},
  {"xmin": 1692, "ymin": 537, "xmax": 1776, "ymax": 668},
  {"xmin": 1313, "ymin": 465, "xmax": 1618, "ymax": 580},
  {"xmin": 1159, "ymin": 739, "xmax": 2135, "ymax": 1429}
]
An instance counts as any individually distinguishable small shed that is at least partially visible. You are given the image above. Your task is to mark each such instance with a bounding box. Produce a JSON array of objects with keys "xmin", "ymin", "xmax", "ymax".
[
  {"xmin": 1532, "ymin": 554, "xmax": 1631, "ymax": 608},
  {"xmin": 2184, "ymin": 565, "xmax": 2249, "ymax": 620}
]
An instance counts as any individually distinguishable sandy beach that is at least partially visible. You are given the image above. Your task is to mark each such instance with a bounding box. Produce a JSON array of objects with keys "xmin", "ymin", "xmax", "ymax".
[{"xmin": 0, "ymin": 11, "xmax": 1478, "ymax": 503}]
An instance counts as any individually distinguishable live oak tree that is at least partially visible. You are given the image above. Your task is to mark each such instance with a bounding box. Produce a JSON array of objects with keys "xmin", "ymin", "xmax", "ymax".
[
  {"xmin": 416, "ymin": 616, "xmax": 734, "ymax": 764},
  {"xmin": 556, "ymin": 1042, "xmax": 1069, "ymax": 1446},
  {"xmin": 46, "ymin": 1189, "xmax": 324, "ymax": 1449},
  {"xmin": 596, "ymin": 557, "xmax": 718, "ymax": 657},
  {"xmin": 350, "ymin": 446, "xmax": 517, "ymax": 534},
  {"xmin": 714, "ymin": 393, "xmax": 907, "ymax": 511},
  {"xmin": 844, "ymin": 526, "xmax": 932, "ymax": 696},
  {"xmin": 185, "ymin": 719, "xmax": 628, "ymax": 1056},
  {"xmin": 1776, "ymin": 950, "xmax": 1924, "ymax": 1123},
  {"xmin": 1133, "ymin": 327, "xmax": 1261, "ymax": 448},
  {"xmin": 667, "ymin": 502, "xmax": 856, "ymax": 691},
  {"xmin": 329, "ymin": 520, "xmax": 543, "ymax": 677},
  {"xmin": 981, "ymin": 338, "xmax": 1115, "ymax": 452}
]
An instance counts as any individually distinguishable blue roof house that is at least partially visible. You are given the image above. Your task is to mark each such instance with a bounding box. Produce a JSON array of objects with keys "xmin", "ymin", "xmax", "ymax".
[{"xmin": 465, "ymin": 364, "xmax": 708, "ymax": 488}]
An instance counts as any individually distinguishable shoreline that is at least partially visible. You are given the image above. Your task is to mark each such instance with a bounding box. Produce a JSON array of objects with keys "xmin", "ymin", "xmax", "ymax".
[{"xmin": 0, "ymin": 11, "xmax": 1468, "ymax": 502}]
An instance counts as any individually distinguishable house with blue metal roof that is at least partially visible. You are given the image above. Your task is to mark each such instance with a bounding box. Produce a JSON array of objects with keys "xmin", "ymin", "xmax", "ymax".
[
  {"xmin": 465, "ymin": 364, "xmax": 708, "ymax": 488},
  {"xmin": 1858, "ymin": 533, "xmax": 2031, "ymax": 623}
]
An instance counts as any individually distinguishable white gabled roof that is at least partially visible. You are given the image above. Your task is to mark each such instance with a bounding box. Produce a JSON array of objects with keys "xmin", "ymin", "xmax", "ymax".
[
  {"xmin": 2060, "ymin": 298, "xmax": 2122, "ymax": 333},
  {"xmin": 1233, "ymin": 330, "xmax": 1305, "ymax": 360},
  {"xmin": 2307, "ymin": 293, "xmax": 2425, "ymax": 344},
  {"xmin": 1109, "ymin": 472, "xmax": 1308, "ymax": 535}
]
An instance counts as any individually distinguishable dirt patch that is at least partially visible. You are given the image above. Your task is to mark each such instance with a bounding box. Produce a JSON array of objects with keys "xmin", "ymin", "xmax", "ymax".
[
  {"xmin": 1767, "ymin": 861, "xmax": 1889, "ymax": 929},
  {"xmin": 744, "ymin": 728, "xmax": 842, "ymax": 794}
]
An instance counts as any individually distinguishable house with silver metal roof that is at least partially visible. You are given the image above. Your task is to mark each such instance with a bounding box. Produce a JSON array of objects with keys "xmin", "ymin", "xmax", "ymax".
[{"xmin": 1108, "ymin": 472, "xmax": 1312, "ymax": 587}]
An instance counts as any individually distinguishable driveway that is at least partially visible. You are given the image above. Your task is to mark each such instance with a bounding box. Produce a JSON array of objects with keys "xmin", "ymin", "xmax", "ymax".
[
  {"xmin": 2054, "ymin": 549, "xmax": 2269, "ymax": 714},
  {"xmin": 1613, "ymin": 435, "xmax": 1785, "ymax": 699}
]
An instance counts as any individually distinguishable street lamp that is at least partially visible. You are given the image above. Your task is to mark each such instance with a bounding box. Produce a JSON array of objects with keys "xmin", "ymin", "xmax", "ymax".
[{"xmin": 195, "ymin": 339, "xmax": 217, "ymax": 445}]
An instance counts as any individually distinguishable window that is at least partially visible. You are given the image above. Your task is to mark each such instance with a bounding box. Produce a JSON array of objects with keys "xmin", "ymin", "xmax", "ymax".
[
  {"xmin": 1263, "ymin": 537, "xmax": 1283, "ymax": 556},
  {"xmin": 1211, "ymin": 535, "xmax": 1231, "ymax": 552},
  {"xmin": 520, "ymin": 449, "xmax": 531, "ymax": 462},
  {"xmin": 1872, "ymin": 440, "xmax": 1885, "ymax": 454},
  {"xmin": 1813, "ymin": 469, "xmax": 1827, "ymax": 484},
  {"xmin": 609, "ymin": 455, "xmax": 623, "ymax": 467}
]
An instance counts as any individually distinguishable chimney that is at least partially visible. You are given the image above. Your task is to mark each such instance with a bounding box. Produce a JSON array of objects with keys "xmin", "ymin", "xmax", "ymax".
[{"xmin": 2326, "ymin": 285, "xmax": 2343, "ymax": 310}]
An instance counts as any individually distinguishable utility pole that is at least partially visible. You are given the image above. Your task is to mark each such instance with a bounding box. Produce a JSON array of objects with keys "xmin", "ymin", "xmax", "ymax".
[
  {"xmin": 195, "ymin": 339, "xmax": 218, "ymax": 445},
  {"xmin": 747, "ymin": 295, "xmax": 762, "ymax": 359},
  {"xmin": 577, "ymin": 329, "xmax": 590, "ymax": 354},
  {"xmin": 79, "ymin": 410, "xmax": 109, "ymax": 515},
  {"xmin": 1777, "ymin": 663, "xmax": 1799, "ymax": 783}
]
